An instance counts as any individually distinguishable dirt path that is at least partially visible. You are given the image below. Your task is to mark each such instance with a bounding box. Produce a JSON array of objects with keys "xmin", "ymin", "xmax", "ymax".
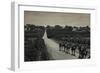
[{"xmin": 43, "ymin": 31, "xmax": 78, "ymax": 60}]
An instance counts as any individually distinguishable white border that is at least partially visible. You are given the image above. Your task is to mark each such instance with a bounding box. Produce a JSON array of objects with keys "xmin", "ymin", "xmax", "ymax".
[{"xmin": 11, "ymin": 2, "xmax": 97, "ymax": 71}]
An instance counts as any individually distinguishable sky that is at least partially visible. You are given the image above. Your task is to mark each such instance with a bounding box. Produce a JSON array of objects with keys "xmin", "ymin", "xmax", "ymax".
[{"xmin": 24, "ymin": 11, "xmax": 90, "ymax": 27}]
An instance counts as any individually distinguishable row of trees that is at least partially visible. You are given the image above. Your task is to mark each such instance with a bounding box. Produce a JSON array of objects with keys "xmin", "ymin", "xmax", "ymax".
[
  {"xmin": 24, "ymin": 24, "xmax": 45, "ymax": 38},
  {"xmin": 46, "ymin": 25, "xmax": 90, "ymax": 32},
  {"xmin": 46, "ymin": 25, "xmax": 90, "ymax": 38},
  {"xmin": 24, "ymin": 24, "xmax": 90, "ymax": 39}
]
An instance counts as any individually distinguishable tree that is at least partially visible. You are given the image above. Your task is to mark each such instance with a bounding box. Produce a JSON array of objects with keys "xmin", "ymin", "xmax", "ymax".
[
  {"xmin": 54, "ymin": 25, "xmax": 62, "ymax": 29},
  {"xmin": 65, "ymin": 25, "xmax": 73, "ymax": 31}
]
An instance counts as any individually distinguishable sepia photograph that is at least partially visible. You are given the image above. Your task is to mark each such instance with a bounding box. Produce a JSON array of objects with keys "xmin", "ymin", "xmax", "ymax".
[{"xmin": 24, "ymin": 11, "xmax": 90, "ymax": 62}]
